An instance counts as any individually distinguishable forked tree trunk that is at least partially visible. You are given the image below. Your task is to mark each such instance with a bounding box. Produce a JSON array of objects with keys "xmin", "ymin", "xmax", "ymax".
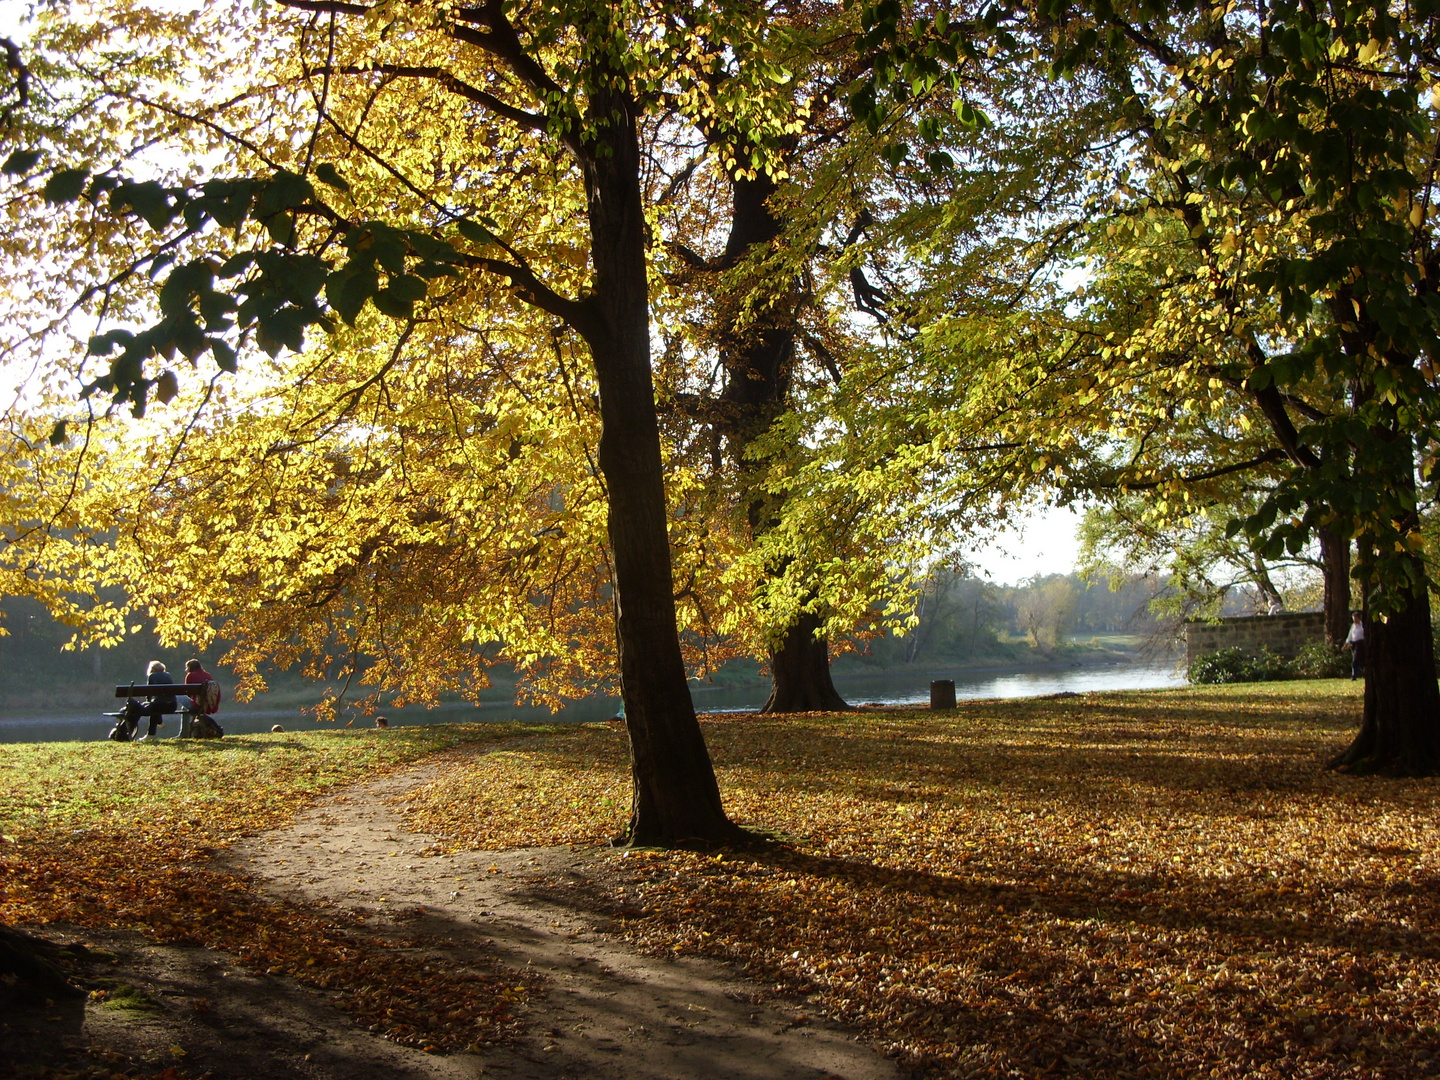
[
  {"xmin": 579, "ymin": 75, "xmax": 740, "ymax": 846},
  {"xmin": 719, "ymin": 172, "xmax": 849, "ymax": 714},
  {"xmin": 1318, "ymin": 525, "xmax": 1351, "ymax": 647},
  {"xmin": 1330, "ymin": 556, "xmax": 1440, "ymax": 775}
]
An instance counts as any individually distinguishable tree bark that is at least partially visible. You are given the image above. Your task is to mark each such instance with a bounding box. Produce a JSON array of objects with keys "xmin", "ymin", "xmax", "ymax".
[
  {"xmin": 577, "ymin": 73, "xmax": 740, "ymax": 846},
  {"xmin": 761, "ymin": 608, "xmax": 850, "ymax": 712},
  {"xmin": 718, "ymin": 172, "xmax": 849, "ymax": 713},
  {"xmin": 1318, "ymin": 525, "xmax": 1351, "ymax": 647},
  {"xmin": 0, "ymin": 925, "xmax": 83, "ymax": 1005},
  {"xmin": 1330, "ymin": 561, "xmax": 1440, "ymax": 775}
]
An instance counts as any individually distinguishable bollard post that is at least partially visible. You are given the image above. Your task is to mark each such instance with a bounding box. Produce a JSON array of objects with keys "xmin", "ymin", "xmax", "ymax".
[{"xmin": 930, "ymin": 679, "xmax": 956, "ymax": 710}]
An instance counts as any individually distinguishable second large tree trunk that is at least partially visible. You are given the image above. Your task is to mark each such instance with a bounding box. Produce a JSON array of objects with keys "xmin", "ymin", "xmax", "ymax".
[
  {"xmin": 1330, "ymin": 565, "xmax": 1440, "ymax": 775},
  {"xmin": 719, "ymin": 172, "xmax": 848, "ymax": 714},
  {"xmin": 580, "ymin": 64, "xmax": 739, "ymax": 846},
  {"xmin": 1318, "ymin": 525, "xmax": 1351, "ymax": 648},
  {"xmin": 762, "ymin": 609, "xmax": 850, "ymax": 713}
]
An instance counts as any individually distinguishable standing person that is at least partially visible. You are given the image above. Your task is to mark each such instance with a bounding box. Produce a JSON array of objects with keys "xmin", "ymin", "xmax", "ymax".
[
  {"xmin": 139, "ymin": 660, "xmax": 176, "ymax": 741},
  {"xmin": 183, "ymin": 658, "xmax": 223, "ymax": 737},
  {"xmin": 1343, "ymin": 611, "xmax": 1366, "ymax": 680}
]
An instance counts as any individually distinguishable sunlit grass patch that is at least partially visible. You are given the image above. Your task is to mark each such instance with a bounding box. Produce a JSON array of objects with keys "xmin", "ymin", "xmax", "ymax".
[{"xmin": 0, "ymin": 723, "xmax": 534, "ymax": 840}]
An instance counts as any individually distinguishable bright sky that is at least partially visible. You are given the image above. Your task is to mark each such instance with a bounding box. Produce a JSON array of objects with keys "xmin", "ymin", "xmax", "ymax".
[{"xmin": 966, "ymin": 504, "xmax": 1084, "ymax": 586}]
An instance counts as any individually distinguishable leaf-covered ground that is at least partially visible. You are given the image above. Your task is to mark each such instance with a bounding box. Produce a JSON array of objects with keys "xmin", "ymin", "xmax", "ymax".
[
  {"xmin": 0, "ymin": 725, "xmax": 548, "ymax": 1065},
  {"xmin": 406, "ymin": 681, "xmax": 1440, "ymax": 1079}
]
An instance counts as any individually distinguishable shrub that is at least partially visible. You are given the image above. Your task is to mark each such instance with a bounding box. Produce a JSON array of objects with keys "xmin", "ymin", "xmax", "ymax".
[
  {"xmin": 1289, "ymin": 641, "xmax": 1350, "ymax": 679},
  {"xmin": 1187, "ymin": 646, "xmax": 1292, "ymax": 684}
]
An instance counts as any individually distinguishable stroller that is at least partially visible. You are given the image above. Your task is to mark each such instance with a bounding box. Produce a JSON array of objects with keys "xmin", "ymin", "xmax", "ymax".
[{"xmin": 106, "ymin": 697, "xmax": 147, "ymax": 742}]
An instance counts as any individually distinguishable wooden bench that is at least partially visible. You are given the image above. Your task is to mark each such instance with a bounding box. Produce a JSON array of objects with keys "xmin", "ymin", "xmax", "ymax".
[{"xmin": 107, "ymin": 682, "xmax": 216, "ymax": 739}]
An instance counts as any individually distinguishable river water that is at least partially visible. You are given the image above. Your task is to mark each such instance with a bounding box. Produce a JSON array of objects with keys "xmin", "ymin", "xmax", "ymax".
[{"xmin": 0, "ymin": 662, "xmax": 1184, "ymax": 745}]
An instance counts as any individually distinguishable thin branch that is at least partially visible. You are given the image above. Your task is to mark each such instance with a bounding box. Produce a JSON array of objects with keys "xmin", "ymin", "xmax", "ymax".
[
  {"xmin": 301, "ymin": 12, "xmax": 339, "ymax": 173},
  {"xmin": 1106, "ymin": 447, "xmax": 1289, "ymax": 490},
  {"xmin": 311, "ymin": 64, "xmax": 548, "ymax": 133},
  {"xmin": 275, "ymin": 0, "xmax": 370, "ymax": 15}
]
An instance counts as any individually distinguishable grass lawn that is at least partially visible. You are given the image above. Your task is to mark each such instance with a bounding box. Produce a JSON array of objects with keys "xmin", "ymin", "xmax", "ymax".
[
  {"xmin": 408, "ymin": 680, "xmax": 1440, "ymax": 1078},
  {"xmin": 0, "ymin": 723, "xmax": 536, "ymax": 841},
  {"xmin": 3, "ymin": 682, "xmax": 1438, "ymax": 1077}
]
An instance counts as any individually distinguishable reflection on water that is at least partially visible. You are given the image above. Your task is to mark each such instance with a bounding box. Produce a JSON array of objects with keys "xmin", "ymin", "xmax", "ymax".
[
  {"xmin": 834, "ymin": 663, "xmax": 1186, "ymax": 707},
  {"xmin": 0, "ymin": 662, "xmax": 1184, "ymax": 745}
]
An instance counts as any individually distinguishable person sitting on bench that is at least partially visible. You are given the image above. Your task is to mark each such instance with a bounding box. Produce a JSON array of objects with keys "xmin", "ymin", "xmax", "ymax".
[
  {"xmin": 138, "ymin": 660, "xmax": 177, "ymax": 741},
  {"xmin": 183, "ymin": 658, "xmax": 223, "ymax": 738}
]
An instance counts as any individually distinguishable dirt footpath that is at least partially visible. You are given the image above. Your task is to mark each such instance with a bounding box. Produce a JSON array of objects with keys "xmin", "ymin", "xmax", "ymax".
[{"xmin": 221, "ymin": 761, "xmax": 900, "ymax": 1080}]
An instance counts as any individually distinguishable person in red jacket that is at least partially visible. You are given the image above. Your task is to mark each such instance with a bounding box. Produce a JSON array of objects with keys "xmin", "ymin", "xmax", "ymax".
[{"xmin": 183, "ymin": 658, "xmax": 223, "ymax": 737}]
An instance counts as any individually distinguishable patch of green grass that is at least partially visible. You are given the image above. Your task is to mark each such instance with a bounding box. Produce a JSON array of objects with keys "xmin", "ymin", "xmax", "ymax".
[
  {"xmin": 96, "ymin": 982, "xmax": 162, "ymax": 1012},
  {"xmin": 0, "ymin": 723, "xmax": 558, "ymax": 840}
]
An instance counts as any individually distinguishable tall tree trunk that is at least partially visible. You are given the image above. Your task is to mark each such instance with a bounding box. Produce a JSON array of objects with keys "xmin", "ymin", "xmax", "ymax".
[
  {"xmin": 1318, "ymin": 525, "xmax": 1351, "ymax": 647},
  {"xmin": 718, "ymin": 172, "xmax": 848, "ymax": 713},
  {"xmin": 1327, "ymin": 439, "xmax": 1440, "ymax": 775},
  {"xmin": 579, "ymin": 72, "xmax": 739, "ymax": 845},
  {"xmin": 761, "ymin": 608, "xmax": 850, "ymax": 712},
  {"xmin": 1330, "ymin": 560, "xmax": 1440, "ymax": 775}
]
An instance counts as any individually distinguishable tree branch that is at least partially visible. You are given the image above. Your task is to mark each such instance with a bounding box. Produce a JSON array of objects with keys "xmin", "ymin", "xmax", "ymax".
[
  {"xmin": 1108, "ymin": 447, "xmax": 1289, "ymax": 491},
  {"xmin": 1247, "ymin": 343, "xmax": 1323, "ymax": 469},
  {"xmin": 275, "ymin": 0, "xmax": 371, "ymax": 16},
  {"xmin": 450, "ymin": 2, "xmax": 564, "ymax": 101},
  {"xmin": 310, "ymin": 64, "xmax": 548, "ymax": 133},
  {"xmin": 456, "ymin": 253, "xmax": 595, "ymax": 333}
]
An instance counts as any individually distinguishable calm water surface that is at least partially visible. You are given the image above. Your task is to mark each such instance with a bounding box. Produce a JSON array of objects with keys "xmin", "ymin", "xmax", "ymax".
[{"xmin": 0, "ymin": 662, "xmax": 1184, "ymax": 744}]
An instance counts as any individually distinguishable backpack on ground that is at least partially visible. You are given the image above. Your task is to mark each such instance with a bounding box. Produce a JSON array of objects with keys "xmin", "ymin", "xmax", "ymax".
[{"xmin": 192, "ymin": 714, "xmax": 224, "ymax": 739}]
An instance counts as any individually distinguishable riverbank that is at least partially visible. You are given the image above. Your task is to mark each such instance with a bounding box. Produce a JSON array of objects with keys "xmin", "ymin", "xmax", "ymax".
[
  {"xmin": 11, "ymin": 681, "xmax": 1437, "ymax": 1080},
  {"xmin": 1, "ymin": 648, "xmax": 1182, "ymax": 744}
]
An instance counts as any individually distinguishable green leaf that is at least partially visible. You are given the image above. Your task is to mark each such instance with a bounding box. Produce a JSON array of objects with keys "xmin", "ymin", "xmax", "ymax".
[
  {"xmin": 386, "ymin": 274, "xmax": 427, "ymax": 304},
  {"xmin": 219, "ymin": 252, "xmax": 257, "ymax": 278},
  {"xmin": 87, "ymin": 330, "xmax": 133, "ymax": 357},
  {"xmin": 115, "ymin": 180, "xmax": 176, "ymax": 229},
  {"xmin": 255, "ymin": 169, "xmax": 314, "ymax": 216},
  {"xmin": 327, "ymin": 268, "xmax": 379, "ymax": 326},
  {"xmin": 955, "ymin": 101, "xmax": 990, "ymax": 129},
  {"xmin": 406, "ymin": 232, "xmax": 458, "ymax": 262},
  {"xmin": 173, "ymin": 316, "xmax": 208, "ymax": 360},
  {"xmin": 372, "ymin": 288, "xmax": 415, "ymax": 320},
  {"xmin": 413, "ymin": 261, "xmax": 460, "ymax": 279},
  {"xmin": 2, "ymin": 149, "xmax": 42, "ymax": 175},
  {"xmin": 314, "ymin": 162, "xmax": 350, "ymax": 193},
  {"xmin": 255, "ymin": 307, "xmax": 307, "ymax": 356},
  {"xmin": 44, "ymin": 168, "xmax": 90, "ymax": 204},
  {"xmin": 372, "ymin": 238, "xmax": 407, "ymax": 275},
  {"xmin": 456, "ymin": 218, "xmax": 496, "ymax": 245},
  {"xmin": 265, "ymin": 212, "xmax": 296, "ymax": 245},
  {"xmin": 154, "ymin": 369, "xmax": 179, "ymax": 404},
  {"xmin": 210, "ymin": 338, "xmax": 238, "ymax": 373}
]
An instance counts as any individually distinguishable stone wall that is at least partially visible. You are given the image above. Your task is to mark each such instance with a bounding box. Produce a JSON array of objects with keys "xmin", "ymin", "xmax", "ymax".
[{"xmin": 1184, "ymin": 612, "xmax": 1326, "ymax": 663}]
